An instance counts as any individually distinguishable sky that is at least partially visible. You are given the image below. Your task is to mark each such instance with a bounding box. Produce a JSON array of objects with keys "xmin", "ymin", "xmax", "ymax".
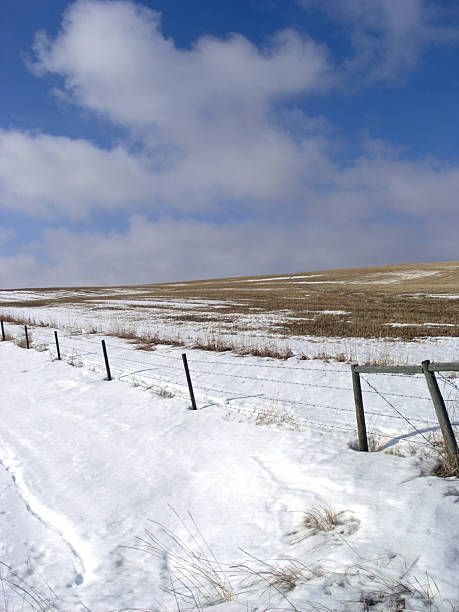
[{"xmin": 0, "ymin": 0, "xmax": 458, "ymax": 288}]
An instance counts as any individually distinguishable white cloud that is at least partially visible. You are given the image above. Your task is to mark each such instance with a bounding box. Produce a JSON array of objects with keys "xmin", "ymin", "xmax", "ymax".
[
  {"xmin": 32, "ymin": 2, "xmax": 329, "ymax": 127},
  {"xmin": 0, "ymin": 129, "xmax": 158, "ymax": 219},
  {"xmin": 300, "ymin": 0, "xmax": 459, "ymax": 80},
  {"xmin": 11, "ymin": 0, "xmax": 331, "ymax": 213},
  {"xmin": 1, "ymin": 208, "xmax": 457, "ymax": 289}
]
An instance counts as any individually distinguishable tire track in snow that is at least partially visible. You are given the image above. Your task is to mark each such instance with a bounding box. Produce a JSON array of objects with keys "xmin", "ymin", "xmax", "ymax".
[{"xmin": 0, "ymin": 446, "xmax": 97, "ymax": 587}]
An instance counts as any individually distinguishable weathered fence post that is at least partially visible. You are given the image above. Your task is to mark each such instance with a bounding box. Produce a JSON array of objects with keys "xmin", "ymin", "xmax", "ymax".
[
  {"xmin": 54, "ymin": 331, "xmax": 61, "ymax": 360},
  {"xmin": 182, "ymin": 353, "xmax": 197, "ymax": 410},
  {"xmin": 101, "ymin": 340, "xmax": 112, "ymax": 381},
  {"xmin": 1, "ymin": 321, "xmax": 5, "ymax": 341},
  {"xmin": 24, "ymin": 325, "xmax": 30, "ymax": 349},
  {"xmin": 422, "ymin": 360, "xmax": 458, "ymax": 469},
  {"xmin": 351, "ymin": 364, "xmax": 368, "ymax": 451}
]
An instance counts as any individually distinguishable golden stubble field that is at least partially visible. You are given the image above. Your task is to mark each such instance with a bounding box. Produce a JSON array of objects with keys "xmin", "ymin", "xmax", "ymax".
[{"xmin": 1, "ymin": 261, "xmax": 458, "ymax": 342}]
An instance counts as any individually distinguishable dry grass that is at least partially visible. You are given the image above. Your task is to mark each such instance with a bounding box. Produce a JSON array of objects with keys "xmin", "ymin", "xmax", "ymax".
[
  {"xmin": 189, "ymin": 335, "xmax": 294, "ymax": 359},
  {"xmin": 152, "ymin": 385, "xmax": 175, "ymax": 398},
  {"xmin": 66, "ymin": 351, "xmax": 83, "ymax": 368},
  {"xmin": 431, "ymin": 440, "xmax": 459, "ymax": 478},
  {"xmin": 353, "ymin": 562, "xmax": 441, "ymax": 612},
  {"xmin": 234, "ymin": 551, "xmax": 322, "ymax": 606},
  {"xmin": 367, "ymin": 434, "xmax": 386, "ymax": 453},
  {"xmin": 236, "ymin": 343, "xmax": 293, "ymax": 360},
  {"xmin": 135, "ymin": 342, "xmax": 157, "ymax": 351},
  {"xmin": 254, "ymin": 404, "xmax": 301, "ymax": 429},
  {"xmin": 14, "ymin": 335, "xmax": 30, "ymax": 349},
  {"xmin": 1, "ymin": 261, "xmax": 458, "ymax": 342},
  {"xmin": 302, "ymin": 506, "xmax": 342, "ymax": 535},
  {"xmin": 0, "ymin": 561, "xmax": 58, "ymax": 611},
  {"xmin": 126, "ymin": 509, "xmax": 236, "ymax": 608}
]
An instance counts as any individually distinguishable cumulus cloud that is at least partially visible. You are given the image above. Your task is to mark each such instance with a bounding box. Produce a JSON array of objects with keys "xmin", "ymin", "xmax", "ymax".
[
  {"xmin": 2, "ymin": 0, "xmax": 331, "ymax": 215},
  {"xmin": 1, "ymin": 198, "xmax": 457, "ymax": 289},
  {"xmin": 300, "ymin": 0, "xmax": 459, "ymax": 80},
  {"xmin": 0, "ymin": 130, "xmax": 157, "ymax": 219},
  {"xmin": 31, "ymin": 1, "xmax": 329, "ymax": 126}
]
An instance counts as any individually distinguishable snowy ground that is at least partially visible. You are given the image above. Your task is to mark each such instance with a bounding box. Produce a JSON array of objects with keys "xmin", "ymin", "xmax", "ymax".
[{"xmin": 1, "ymin": 324, "xmax": 459, "ymax": 610}]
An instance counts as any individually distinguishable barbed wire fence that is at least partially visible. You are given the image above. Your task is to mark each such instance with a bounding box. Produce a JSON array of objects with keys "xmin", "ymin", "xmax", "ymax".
[{"xmin": 1, "ymin": 320, "xmax": 458, "ymax": 465}]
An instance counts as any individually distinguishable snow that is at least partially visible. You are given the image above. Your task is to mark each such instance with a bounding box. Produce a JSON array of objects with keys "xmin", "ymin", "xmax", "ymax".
[
  {"xmin": 320, "ymin": 309, "xmax": 349, "ymax": 315},
  {"xmin": 386, "ymin": 322, "xmax": 457, "ymax": 327},
  {"xmin": 363, "ymin": 270, "xmax": 440, "ymax": 283},
  {"xmin": 244, "ymin": 275, "xmax": 323, "ymax": 282},
  {"xmin": 1, "ymin": 330, "xmax": 459, "ymax": 610}
]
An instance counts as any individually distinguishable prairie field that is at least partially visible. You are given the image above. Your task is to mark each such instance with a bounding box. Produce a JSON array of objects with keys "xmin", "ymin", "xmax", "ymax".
[{"xmin": 1, "ymin": 261, "xmax": 458, "ymax": 347}]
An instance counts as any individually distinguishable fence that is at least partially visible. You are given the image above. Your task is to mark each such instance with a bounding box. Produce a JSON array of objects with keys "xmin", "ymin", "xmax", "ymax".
[
  {"xmin": 2, "ymin": 320, "xmax": 458, "ymax": 467},
  {"xmin": 351, "ymin": 362, "xmax": 459, "ymax": 469}
]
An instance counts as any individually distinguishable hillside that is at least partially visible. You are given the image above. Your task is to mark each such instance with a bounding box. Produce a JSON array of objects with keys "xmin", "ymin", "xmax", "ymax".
[{"xmin": 1, "ymin": 261, "xmax": 458, "ymax": 342}]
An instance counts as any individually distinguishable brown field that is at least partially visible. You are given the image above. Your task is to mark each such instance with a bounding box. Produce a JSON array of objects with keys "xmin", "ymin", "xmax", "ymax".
[{"xmin": 1, "ymin": 261, "xmax": 458, "ymax": 341}]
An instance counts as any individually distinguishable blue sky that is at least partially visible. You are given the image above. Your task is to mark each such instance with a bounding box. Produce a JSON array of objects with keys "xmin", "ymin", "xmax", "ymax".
[{"xmin": 0, "ymin": 0, "xmax": 458, "ymax": 288}]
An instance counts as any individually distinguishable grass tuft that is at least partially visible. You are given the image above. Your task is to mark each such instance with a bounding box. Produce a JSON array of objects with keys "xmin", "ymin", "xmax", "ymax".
[
  {"xmin": 0, "ymin": 560, "xmax": 58, "ymax": 611},
  {"xmin": 431, "ymin": 440, "xmax": 459, "ymax": 478},
  {"xmin": 125, "ymin": 508, "xmax": 236, "ymax": 608},
  {"xmin": 302, "ymin": 505, "xmax": 342, "ymax": 535}
]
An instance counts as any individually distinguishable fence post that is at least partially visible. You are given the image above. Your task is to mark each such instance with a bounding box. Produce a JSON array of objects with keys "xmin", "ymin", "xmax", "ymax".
[
  {"xmin": 24, "ymin": 326, "xmax": 30, "ymax": 349},
  {"xmin": 54, "ymin": 331, "xmax": 61, "ymax": 360},
  {"xmin": 422, "ymin": 360, "xmax": 459, "ymax": 468},
  {"xmin": 101, "ymin": 340, "xmax": 112, "ymax": 381},
  {"xmin": 182, "ymin": 353, "xmax": 197, "ymax": 410},
  {"xmin": 351, "ymin": 364, "xmax": 368, "ymax": 451},
  {"xmin": 1, "ymin": 321, "xmax": 4, "ymax": 341}
]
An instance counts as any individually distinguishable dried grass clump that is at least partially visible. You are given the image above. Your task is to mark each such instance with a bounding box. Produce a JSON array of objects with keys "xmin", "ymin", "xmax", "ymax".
[
  {"xmin": 152, "ymin": 385, "xmax": 175, "ymax": 398},
  {"xmin": 432, "ymin": 440, "xmax": 459, "ymax": 478},
  {"xmin": 234, "ymin": 552, "xmax": 321, "ymax": 600},
  {"xmin": 236, "ymin": 343, "xmax": 293, "ymax": 360},
  {"xmin": 352, "ymin": 562, "xmax": 442, "ymax": 612},
  {"xmin": 0, "ymin": 561, "xmax": 58, "ymax": 611},
  {"xmin": 135, "ymin": 342, "xmax": 157, "ymax": 351},
  {"xmin": 191, "ymin": 336, "xmax": 232, "ymax": 353},
  {"xmin": 66, "ymin": 351, "xmax": 83, "ymax": 368},
  {"xmin": 312, "ymin": 351, "xmax": 333, "ymax": 361},
  {"xmin": 14, "ymin": 335, "xmax": 30, "ymax": 349},
  {"xmin": 134, "ymin": 332, "xmax": 183, "ymax": 351},
  {"xmin": 302, "ymin": 505, "xmax": 341, "ymax": 535},
  {"xmin": 107, "ymin": 326, "xmax": 138, "ymax": 341},
  {"xmin": 126, "ymin": 509, "xmax": 236, "ymax": 608},
  {"xmin": 0, "ymin": 313, "xmax": 31, "ymax": 326},
  {"xmin": 190, "ymin": 335, "xmax": 294, "ymax": 360},
  {"xmin": 367, "ymin": 434, "xmax": 385, "ymax": 453},
  {"xmin": 254, "ymin": 405, "xmax": 301, "ymax": 430}
]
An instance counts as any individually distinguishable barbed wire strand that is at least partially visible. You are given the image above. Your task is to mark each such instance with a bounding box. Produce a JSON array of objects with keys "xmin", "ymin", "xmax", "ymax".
[
  {"xmin": 360, "ymin": 375, "xmax": 441, "ymax": 453},
  {"xmin": 438, "ymin": 372, "xmax": 459, "ymax": 392},
  {"xmin": 3, "ymin": 322, "xmax": 456, "ymax": 440}
]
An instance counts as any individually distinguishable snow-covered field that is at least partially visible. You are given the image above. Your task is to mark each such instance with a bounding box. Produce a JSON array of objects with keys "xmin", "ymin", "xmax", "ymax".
[{"xmin": 1, "ymin": 317, "xmax": 459, "ymax": 610}]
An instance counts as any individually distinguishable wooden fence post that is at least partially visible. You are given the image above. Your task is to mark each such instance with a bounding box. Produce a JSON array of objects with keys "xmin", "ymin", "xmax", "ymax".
[
  {"xmin": 54, "ymin": 331, "xmax": 61, "ymax": 360},
  {"xmin": 101, "ymin": 340, "xmax": 112, "ymax": 381},
  {"xmin": 182, "ymin": 353, "xmax": 197, "ymax": 410},
  {"xmin": 422, "ymin": 360, "xmax": 459, "ymax": 469},
  {"xmin": 351, "ymin": 364, "xmax": 368, "ymax": 451},
  {"xmin": 1, "ymin": 321, "xmax": 4, "ymax": 341},
  {"xmin": 24, "ymin": 326, "xmax": 30, "ymax": 349}
]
